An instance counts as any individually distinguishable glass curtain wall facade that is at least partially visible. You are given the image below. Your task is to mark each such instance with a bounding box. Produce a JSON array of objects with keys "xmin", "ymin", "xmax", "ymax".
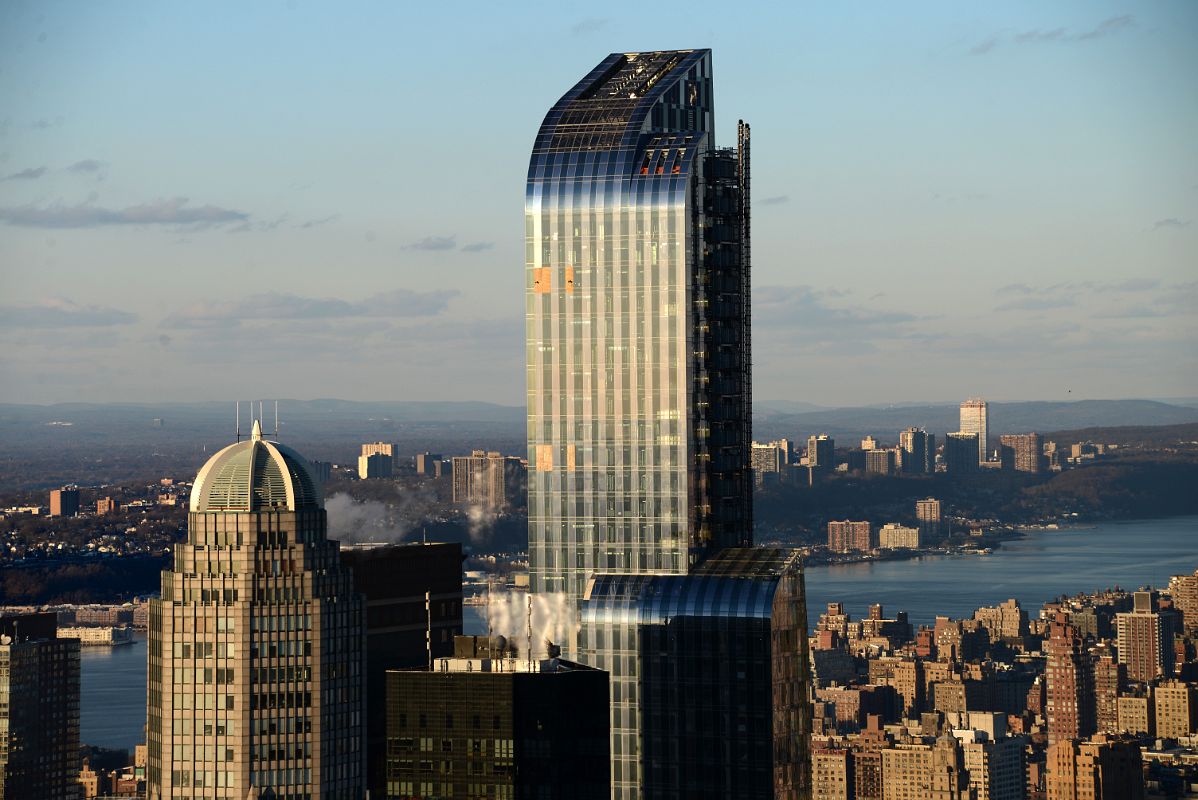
[
  {"xmin": 525, "ymin": 49, "xmax": 752, "ymax": 610},
  {"xmin": 580, "ymin": 548, "xmax": 811, "ymax": 800},
  {"xmin": 147, "ymin": 424, "xmax": 365, "ymax": 800}
]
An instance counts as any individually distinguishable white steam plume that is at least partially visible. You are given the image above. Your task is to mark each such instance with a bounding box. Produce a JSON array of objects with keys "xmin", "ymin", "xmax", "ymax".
[
  {"xmin": 485, "ymin": 590, "xmax": 575, "ymax": 659},
  {"xmin": 325, "ymin": 482, "xmax": 439, "ymax": 544},
  {"xmin": 465, "ymin": 503, "xmax": 498, "ymax": 544}
]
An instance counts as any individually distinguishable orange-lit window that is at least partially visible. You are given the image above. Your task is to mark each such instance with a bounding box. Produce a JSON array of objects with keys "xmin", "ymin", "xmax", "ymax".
[
  {"xmin": 533, "ymin": 268, "xmax": 551, "ymax": 294},
  {"xmin": 536, "ymin": 445, "xmax": 554, "ymax": 472},
  {"xmin": 564, "ymin": 266, "xmax": 575, "ymax": 294}
]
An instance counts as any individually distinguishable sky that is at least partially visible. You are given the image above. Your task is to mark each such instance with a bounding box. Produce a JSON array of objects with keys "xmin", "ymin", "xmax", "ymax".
[{"xmin": 0, "ymin": 1, "xmax": 1194, "ymax": 407}]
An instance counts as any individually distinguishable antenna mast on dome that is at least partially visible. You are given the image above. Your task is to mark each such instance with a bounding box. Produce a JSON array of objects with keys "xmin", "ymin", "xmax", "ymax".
[
  {"xmin": 274, "ymin": 400, "xmax": 279, "ymax": 438},
  {"xmin": 235, "ymin": 400, "xmax": 241, "ymax": 443}
]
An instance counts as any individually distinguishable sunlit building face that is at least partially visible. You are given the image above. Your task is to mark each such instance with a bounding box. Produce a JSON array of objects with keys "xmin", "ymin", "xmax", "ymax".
[{"xmin": 525, "ymin": 49, "xmax": 753, "ymax": 607}]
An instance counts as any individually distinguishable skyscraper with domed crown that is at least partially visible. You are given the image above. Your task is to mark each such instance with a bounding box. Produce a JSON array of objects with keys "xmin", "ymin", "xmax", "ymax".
[{"xmin": 147, "ymin": 420, "xmax": 365, "ymax": 800}]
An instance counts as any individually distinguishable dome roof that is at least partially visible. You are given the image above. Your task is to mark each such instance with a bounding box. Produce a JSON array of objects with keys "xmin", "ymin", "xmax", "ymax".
[{"xmin": 190, "ymin": 420, "xmax": 323, "ymax": 512}]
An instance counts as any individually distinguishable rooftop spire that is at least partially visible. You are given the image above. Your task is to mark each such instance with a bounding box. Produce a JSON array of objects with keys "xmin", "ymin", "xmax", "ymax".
[{"xmin": 251, "ymin": 419, "xmax": 263, "ymax": 441}]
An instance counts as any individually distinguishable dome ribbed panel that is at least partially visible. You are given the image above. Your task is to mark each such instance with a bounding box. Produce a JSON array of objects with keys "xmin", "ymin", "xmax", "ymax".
[
  {"xmin": 281, "ymin": 455, "xmax": 319, "ymax": 509},
  {"xmin": 191, "ymin": 436, "xmax": 324, "ymax": 512},
  {"xmin": 204, "ymin": 447, "xmax": 254, "ymax": 511},
  {"xmin": 252, "ymin": 445, "xmax": 290, "ymax": 509}
]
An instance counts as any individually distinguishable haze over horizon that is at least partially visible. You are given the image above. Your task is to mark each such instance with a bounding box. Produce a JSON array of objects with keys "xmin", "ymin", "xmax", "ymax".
[{"xmin": 1, "ymin": 1, "xmax": 1195, "ymax": 406}]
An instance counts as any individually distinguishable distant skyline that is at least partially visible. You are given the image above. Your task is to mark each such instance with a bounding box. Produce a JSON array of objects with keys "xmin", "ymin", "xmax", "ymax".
[{"xmin": 1, "ymin": 1, "xmax": 1195, "ymax": 405}]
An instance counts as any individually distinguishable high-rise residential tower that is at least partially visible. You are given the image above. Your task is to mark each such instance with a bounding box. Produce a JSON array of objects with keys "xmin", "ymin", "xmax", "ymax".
[
  {"xmin": 807, "ymin": 434, "xmax": 835, "ymax": 472},
  {"xmin": 899, "ymin": 427, "xmax": 934, "ymax": 474},
  {"xmin": 944, "ymin": 432, "xmax": 981, "ymax": 475},
  {"xmin": 526, "ymin": 49, "xmax": 753, "ymax": 607},
  {"xmin": 1045, "ymin": 612, "xmax": 1095, "ymax": 745},
  {"xmin": 959, "ymin": 398, "xmax": 989, "ymax": 464},
  {"xmin": 1116, "ymin": 590, "xmax": 1176, "ymax": 682},
  {"xmin": 147, "ymin": 421, "xmax": 365, "ymax": 799}
]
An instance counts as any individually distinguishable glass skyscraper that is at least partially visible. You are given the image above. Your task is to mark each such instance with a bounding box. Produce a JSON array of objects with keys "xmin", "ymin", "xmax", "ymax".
[
  {"xmin": 526, "ymin": 50, "xmax": 810, "ymax": 800},
  {"xmin": 525, "ymin": 49, "xmax": 753, "ymax": 609}
]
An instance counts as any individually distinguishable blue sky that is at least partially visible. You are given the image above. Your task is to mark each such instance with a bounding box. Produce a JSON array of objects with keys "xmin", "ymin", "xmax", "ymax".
[{"xmin": 0, "ymin": 1, "xmax": 1194, "ymax": 405}]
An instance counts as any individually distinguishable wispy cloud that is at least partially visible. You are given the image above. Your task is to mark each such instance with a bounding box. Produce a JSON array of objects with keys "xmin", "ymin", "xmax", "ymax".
[
  {"xmin": 992, "ymin": 278, "xmax": 1191, "ymax": 319},
  {"xmin": 1152, "ymin": 218, "xmax": 1190, "ymax": 231},
  {"xmin": 570, "ymin": 18, "xmax": 609, "ymax": 36},
  {"xmin": 995, "ymin": 295, "xmax": 1075, "ymax": 311},
  {"xmin": 0, "ymin": 298, "xmax": 136, "ymax": 328},
  {"xmin": 972, "ymin": 15, "xmax": 1134, "ymax": 55},
  {"xmin": 970, "ymin": 37, "xmax": 999, "ymax": 56},
  {"xmin": 403, "ymin": 235, "xmax": 457, "ymax": 251},
  {"xmin": 299, "ymin": 214, "xmax": 339, "ymax": 229},
  {"xmin": 761, "ymin": 195, "xmax": 790, "ymax": 206},
  {"xmin": 2, "ymin": 166, "xmax": 47, "ymax": 181},
  {"xmin": 0, "ymin": 197, "xmax": 249, "ymax": 228},
  {"xmin": 66, "ymin": 159, "xmax": 105, "ymax": 174},
  {"xmin": 460, "ymin": 241, "xmax": 494, "ymax": 252},
  {"xmin": 162, "ymin": 289, "xmax": 461, "ymax": 328},
  {"xmin": 754, "ymin": 285, "xmax": 918, "ymax": 348}
]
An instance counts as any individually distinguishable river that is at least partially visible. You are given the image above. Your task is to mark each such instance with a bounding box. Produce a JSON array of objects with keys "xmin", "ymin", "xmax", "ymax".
[{"xmin": 80, "ymin": 515, "xmax": 1198, "ymax": 750}]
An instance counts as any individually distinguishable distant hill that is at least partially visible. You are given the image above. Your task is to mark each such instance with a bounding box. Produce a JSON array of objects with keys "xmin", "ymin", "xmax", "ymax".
[
  {"xmin": 752, "ymin": 399, "xmax": 1198, "ymax": 443},
  {"xmin": 0, "ymin": 400, "xmax": 528, "ymax": 488}
]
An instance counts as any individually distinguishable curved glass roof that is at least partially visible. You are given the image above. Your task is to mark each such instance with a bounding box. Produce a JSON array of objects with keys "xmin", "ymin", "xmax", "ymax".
[
  {"xmin": 190, "ymin": 421, "xmax": 322, "ymax": 512},
  {"xmin": 581, "ymin": 548, "xmax": 800, "ymax": 625}
]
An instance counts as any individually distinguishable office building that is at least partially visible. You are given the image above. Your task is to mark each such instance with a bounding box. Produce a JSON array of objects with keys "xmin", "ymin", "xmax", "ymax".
[
  {"xmin": 146, "ymin": 421, "xmax": 365, "ymax": 798},
  {"xmin": 580, "ymin": 548, "xmax": 811, "ymax": 800},
  {"xmin": 878, "ymin": 523, "xmax": 920, "ymax": 550},
  {"xmin": 359, "ymin": 441, "xmax": 397, "ymax": 479},
  {"xmin": 526, "ymin": 49, "xmax": 753, "ymax": 605},
  {"xmin": 384, "ymin": 636, "xmax": 610, "ymax": 800},
  {"xmin": 1045, "ymin": 735, "xmax": 1144, "ymax": 800},
  {"xmin": 865, "ymin": 448, "xmax": 896, "ymax": 477},
  {"xmin": 808, "ymin": 435, "xmax": 835, "ymax": 472},
  {"xmin": 943, "ymin": 433, "xmax": 980, "ymax": 475},
  {"xmin": 308, "ymin": 460, "xmax": 331, "ymax": 484},
  {"xmin": 1045, "ymin": 612, "xmax": 1095, "ymax": 744},
  {"xmin": 49, "ymin": 486, "xmax": 80, "ymax": 517},
  {"xmin": 361, "ymin": 441, "xmax": 396, "ymax": 463},
  {"xmin": 916, "ymin": 498, "xmax": 943, "ymax": 543},
  {"xmin": 1116, "ymin": 591, "xmax": 1175, "ymax": 682},
  {"xmin": 413, "ymin": 452, "xmax": 442, "ymax": 477},
  {"xmin": 828, "ymin": 520, "xmax": 875, "ymax": 553},
  {"xmin": 359, "ymin": 451, "xmax": 394, "ymax": 480},
  {"xmin": 0, "ymin": 613, "xmax": 81, "ymax": 800},
  {"xmin": 451, "ymin": 450, "xmax": 525, "ymax": 510},
  {"xmin": 899, "ymin": 427, "xmax": 935, "ymax": 474},
  {"xmin": 341, "ymin": 542, "xmax": 464, "ymax": 800},
  {"xmin": 96, "ymin": 496, "xmax": 120, "ymax": 515},
  {"xmin": 998, "ymin": 433, "xmax": 1043, "ymax": 474},
  {"xmin": 959, "ymin": 398, "xmax": 988, "ymax": 464},
  {"xmin": 1154, "ymin": 679, "xmax": 1197, "ymax": 739}
]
